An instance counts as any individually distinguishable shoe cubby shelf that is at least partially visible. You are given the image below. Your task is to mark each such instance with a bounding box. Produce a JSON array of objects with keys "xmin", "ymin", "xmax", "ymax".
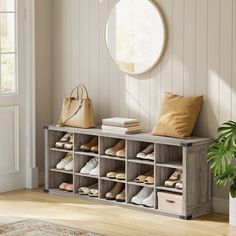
[{"xmin": 45, "ymin": 125, "xmax": 213, "ymax": 219}]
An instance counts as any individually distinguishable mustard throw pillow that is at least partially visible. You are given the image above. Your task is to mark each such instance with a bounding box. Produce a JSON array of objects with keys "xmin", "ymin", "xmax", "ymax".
[{"xmin": 152, "ymin": 92, "xmax": 203, "ymax": 138}]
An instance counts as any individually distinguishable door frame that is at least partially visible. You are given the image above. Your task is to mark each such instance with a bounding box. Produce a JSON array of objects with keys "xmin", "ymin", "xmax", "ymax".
[{"xmin": 25, "ymin": 0, "xmax": 38, "ymax": 189}]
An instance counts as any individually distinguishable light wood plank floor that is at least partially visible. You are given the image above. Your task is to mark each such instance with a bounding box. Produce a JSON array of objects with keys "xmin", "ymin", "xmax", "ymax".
[{"xmin": 0, "ymin": 188, "xmax": 235, "ymax": 236}]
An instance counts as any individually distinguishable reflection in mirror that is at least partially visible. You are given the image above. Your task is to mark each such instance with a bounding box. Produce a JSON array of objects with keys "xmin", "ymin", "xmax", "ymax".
[{"xmin": 105, "ymin": 0, "xmax": 167, "ymax": 75}]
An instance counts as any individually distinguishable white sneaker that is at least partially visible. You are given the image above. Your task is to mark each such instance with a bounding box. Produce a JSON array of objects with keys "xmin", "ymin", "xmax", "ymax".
[
  {"xmin": 142, "ymin": 190, "xmax": 154, "ymax": 207},
  {"xmin": 131, "ymin": 187, "xmax": 153, "ymax": 205},
  {"xmin": 80, "ymin": 157, "xmax": 98, "ymax": 174},
  {"xmin": 56, "ymin": 153, "xmax": 73, "ymax": 169},
  {"xmin": 65, "ymin": 159, "xmax": 74, "ymax": 171},
  {"xmin": 90, "ymin": 164, "xmax": 99, "ymax": 176},
  {"xmin": 136, "ymin": 144, "xmax": 154, "ymax": 159}
]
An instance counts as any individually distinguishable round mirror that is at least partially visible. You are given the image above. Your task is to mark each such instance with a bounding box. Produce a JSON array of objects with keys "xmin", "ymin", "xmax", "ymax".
[{"xmin": 105, "ymin": 0, "xmax": 167, "ymax": 75}]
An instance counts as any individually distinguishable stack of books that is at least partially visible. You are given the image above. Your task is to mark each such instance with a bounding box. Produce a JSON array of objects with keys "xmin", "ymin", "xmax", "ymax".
[{"xmin": 102, "ymin": 117, "xmax": 142, "ymax": 135}]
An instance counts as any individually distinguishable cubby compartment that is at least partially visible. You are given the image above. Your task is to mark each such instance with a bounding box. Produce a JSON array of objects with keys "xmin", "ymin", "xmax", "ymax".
[
  {"xmin": 49, "ymin": 151, "xmax": 73, "ymax": 174},
  {"xmin": 156, "ymin": 144, "xmax": 182, "ymax": 166},
  {"xmin": 100, "ymin": 158, "xmax": 125, "ymax": 183},
  {"xmin": 127, "ymin": 140, "xmax": 155, "ymax": 164},
  {"xmin": 48, "ymin": 172, "xmax": 73, "ymax": 191},
  {"xmin": 74, "ymin": 133, "xmax": 99, "ymax": 156},
  {"xmin": 127, "ymin": 184, "xmax": 155, "ymax": 209},
  {"xmin": 100, "ymin": 137, "xmax": 126, "ymax": 160},
  {"xmin": 127, "ymin": 162, "xmax": 154, "ymax": 187},
  {"xmin": 156, "ymin": 166, "xmax": 183, "ymax": 194},
  {"xmin": 74, "ymin": 154, "xmax": 99, "ymax": 178},
  {"xmin": 100, "ymin": 179, "xmax": 125, "ymax": 203},
  {"xmin": 74, "ymin": 175, "xmax": 99, "ymax": 198}
]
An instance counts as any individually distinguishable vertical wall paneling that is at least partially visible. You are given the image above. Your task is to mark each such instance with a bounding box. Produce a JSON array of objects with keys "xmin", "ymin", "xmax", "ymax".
[
  {"xmin": 233, "ymin": 0, "xmax": 236, "ymax": 121},
  {"xmin": 99, "ymin": 0, "xmax": 109, "ymax": 120},
  {"xmin": 207, "ymin": 0, "xmax": 220, "ymax": 138},
  {"xmin": 89, "ymin": 0, "xmax": 100, "ymax": 122},
  {"xmin": 160, "ymin": 0, "xmax": 173, "ymax": 95},
  {"xmin": 108, "ymin": 0, "xmax": 119, "ymax": 117},
  {"xmin": 53, "ymin": 0, "xmax": 236, "ymax": 200},
  {"xmin": 183, "ymin": 0, "xmax": 196, "ymax": 96},
  {"xmin": 219, "ymin": 0, "xmax": 233, "ymax": 125},
  {"xmin": 79, "ymin": 0, "xmax": 90, "ymax": 89},
  {"xmin": 172, "ymin": 0, "xmax": 184, "ymax": 95},
  {"xmin": 70, "ymin": 0, "xmax": 80, "ymax": 88},
  {"xmin": 195, "ymin": 0, "xmax": 208, "ymax": 136}
]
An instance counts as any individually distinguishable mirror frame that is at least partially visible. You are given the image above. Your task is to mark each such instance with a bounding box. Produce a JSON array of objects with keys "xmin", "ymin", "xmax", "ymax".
[{"xmin": 104, "ymin": 0, "xmax": 168, "ymax": 76}]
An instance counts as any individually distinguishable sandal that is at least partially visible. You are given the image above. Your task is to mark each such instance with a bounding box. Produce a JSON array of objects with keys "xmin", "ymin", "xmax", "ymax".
[
  {"xmin": 88, "ymin": 188, "xmax": 99, "ymax": 197},
  {"xmin": 78, "ymin": 183, "xmax": 98, "ymax": 195},
  {"xmin": 55, "ymin": 133, "xmax": 72, "ymax": 149},
  {"xmin": 164, "ymin": 169, "xmax": 182, "ymax": 188}
]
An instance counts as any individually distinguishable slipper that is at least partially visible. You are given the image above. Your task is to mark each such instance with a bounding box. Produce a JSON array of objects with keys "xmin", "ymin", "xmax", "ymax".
[
  {"xmin": 106, "ymin": 170, "xmax": 124, "ymax": 179},
  {"xmin": 105, "ymin": 140, "xmax": 125, "ymax": 156},
  {"xmin": 59, "ymin": 182, "xmax": 69, "ymax": 190},
  {"xmin": 144, "ymin": 176, "xmax": 154, "ymax": 185},
  {"xmin": 65, "ymin": 184, "xmax": 73, "ymax": 192},
  {"xmin": 55, "ymin": 133, "xmax": 72, "ymax": 149},
  {"xmin": 134, "ymin": 170, "xmax": 153, "ymax": 183},
  {"xmin": 116, "ymin": 172, "xmax": 126, "ymax": 180}
]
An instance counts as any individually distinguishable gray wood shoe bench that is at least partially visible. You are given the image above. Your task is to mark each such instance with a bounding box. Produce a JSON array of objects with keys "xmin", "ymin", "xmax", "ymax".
[{"xmin": 44, "ymin": 125, "xmax": 213, "ymax": 220}]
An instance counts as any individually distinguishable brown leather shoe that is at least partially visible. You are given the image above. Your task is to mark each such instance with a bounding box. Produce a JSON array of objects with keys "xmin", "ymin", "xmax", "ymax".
[
  {"xmin": 105, "ymin": 183, "xmax": 124, "ymax": 200},
  {"xmin": 116, "ymin": 189, "xmax": 125, "ymax": 202},
  {"xmin": 80, "ymin": 137, "xmax": 98, "ymax": 152},
  {"xmin": 105, "ymin": 140, "xmax": 125, "ymax": 156}
]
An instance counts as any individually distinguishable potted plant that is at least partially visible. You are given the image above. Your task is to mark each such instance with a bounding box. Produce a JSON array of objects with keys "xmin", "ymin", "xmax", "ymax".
[{"xmin": 207, "ymin": 121, "xmax": 236, "ymax": 226}]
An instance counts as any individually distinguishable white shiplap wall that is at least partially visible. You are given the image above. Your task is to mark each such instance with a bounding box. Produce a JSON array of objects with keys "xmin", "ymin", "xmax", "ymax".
[{"xmin": 53, "ymin": 0, "xmax": 236, "ymax": 199}]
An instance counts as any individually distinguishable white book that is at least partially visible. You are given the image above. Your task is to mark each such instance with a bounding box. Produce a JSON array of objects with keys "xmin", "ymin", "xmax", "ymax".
[
  {"xmin": 102, "ymin": 125, "xmax": 142, "ymax": 132},
  {"xmin": 102, "ymin": 117, "xmax": 139, "ymax": 127}
]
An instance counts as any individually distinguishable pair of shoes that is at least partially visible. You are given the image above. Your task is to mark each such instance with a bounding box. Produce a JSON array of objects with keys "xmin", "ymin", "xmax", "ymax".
[
  {"xmin": 136, "ymin": 144, "xmax": 154, "ymax": 161},
  {"xmin": 164, "ymin": 169, "xmax": 183, "ymax": 189},
  {"xmin": 78, "ymin": 183, "xmax": 98, "ymax": 197},
  {"xmin": 55, "ymin": 133, "xmax": 74, "ymax": 150},
  {"xmin": 107, "ymin": 170, "xmax": 125, "ymax": 180},
  {"xmin": 134, "ymin": 170, "xmax": 154, "ymax": 185},
  {"xmin": 105, "ymin": 140, "xmax": 125, "ymax": 158},
  {"xmin": 105, "ymin": 183, "xmax": 125, "ymax": 202},
  {"xmin": 59, "ymin": 182, "xmax": 73, "ymax": 192},
  {"xmin": 131, "ymin": 187, "xmax": 154, "ymax": 207},
  {"xmin": 56, "ymin": 153, "xmax": 73, "ymax": 171},
  {"xmin": 80, "ymin": 137, "xmax": 98, "ymax": 153},
  {"xmin": 80, "ymin": 157, "xmax": 99, "ymax": 176}
]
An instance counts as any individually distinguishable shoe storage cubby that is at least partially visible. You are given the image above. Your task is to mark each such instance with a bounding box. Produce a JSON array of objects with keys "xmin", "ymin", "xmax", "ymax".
[{"xmin": 45, "ymin": 125, "xmax": 213, "ymax": 219}]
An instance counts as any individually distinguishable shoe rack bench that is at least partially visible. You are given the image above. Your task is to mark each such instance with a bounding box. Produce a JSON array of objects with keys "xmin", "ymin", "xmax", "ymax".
[{"xmin": 44, "ymin": 125, "xmax": 213, "ymax": 220}]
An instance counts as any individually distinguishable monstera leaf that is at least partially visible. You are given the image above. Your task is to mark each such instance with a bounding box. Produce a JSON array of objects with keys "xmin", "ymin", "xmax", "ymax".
[
  {"xmin": 208, "ymin": 121, "xmax": 236, "ymax": 198},
  {"xmin": 218, "ymin": 120, "xmax": 236, "ymax": 149}
]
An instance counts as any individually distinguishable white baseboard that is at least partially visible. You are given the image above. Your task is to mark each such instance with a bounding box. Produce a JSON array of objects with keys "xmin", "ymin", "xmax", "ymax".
[
  {"xmin": 212, "ymin": 197, "xmax": 229, "ymax": 214},
  {"xmin": 38, "ymin": 171, "xmax": 45, "ymax": 186}
]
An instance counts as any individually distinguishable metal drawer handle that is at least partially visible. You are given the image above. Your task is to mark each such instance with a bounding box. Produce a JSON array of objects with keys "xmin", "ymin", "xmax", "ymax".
[{"xmin": 166, "ymin": 199, "xmax": 175, "ymax": 204}]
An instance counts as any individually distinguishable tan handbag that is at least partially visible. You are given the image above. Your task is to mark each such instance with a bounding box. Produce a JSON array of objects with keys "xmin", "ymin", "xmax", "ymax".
[{"xmin": 58, "ymin": 84, "xmax": 95, "ymax": 128}]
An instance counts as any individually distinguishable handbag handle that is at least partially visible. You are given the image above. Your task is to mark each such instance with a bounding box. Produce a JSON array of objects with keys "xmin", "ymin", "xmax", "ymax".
[{"xmin": 70, "ymin": 84, "xmax": 89, "ymax": 100}]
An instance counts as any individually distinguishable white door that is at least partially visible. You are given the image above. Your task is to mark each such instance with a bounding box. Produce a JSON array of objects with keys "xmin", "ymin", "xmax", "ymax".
[{"xmin": 0, "ymin": 0, "xmax": 27, "ymax": 192}]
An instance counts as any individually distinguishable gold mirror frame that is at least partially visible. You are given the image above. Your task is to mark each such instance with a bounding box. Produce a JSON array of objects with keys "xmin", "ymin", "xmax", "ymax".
[{"xmin": 104, "ymin": 0, "xmax": 168, "ymax": 76}]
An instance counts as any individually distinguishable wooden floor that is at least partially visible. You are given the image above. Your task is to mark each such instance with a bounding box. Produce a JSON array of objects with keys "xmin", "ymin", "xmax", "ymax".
[{"xmin": 0, "ymin": 189, "xmax": 235, "ymax": 236}]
